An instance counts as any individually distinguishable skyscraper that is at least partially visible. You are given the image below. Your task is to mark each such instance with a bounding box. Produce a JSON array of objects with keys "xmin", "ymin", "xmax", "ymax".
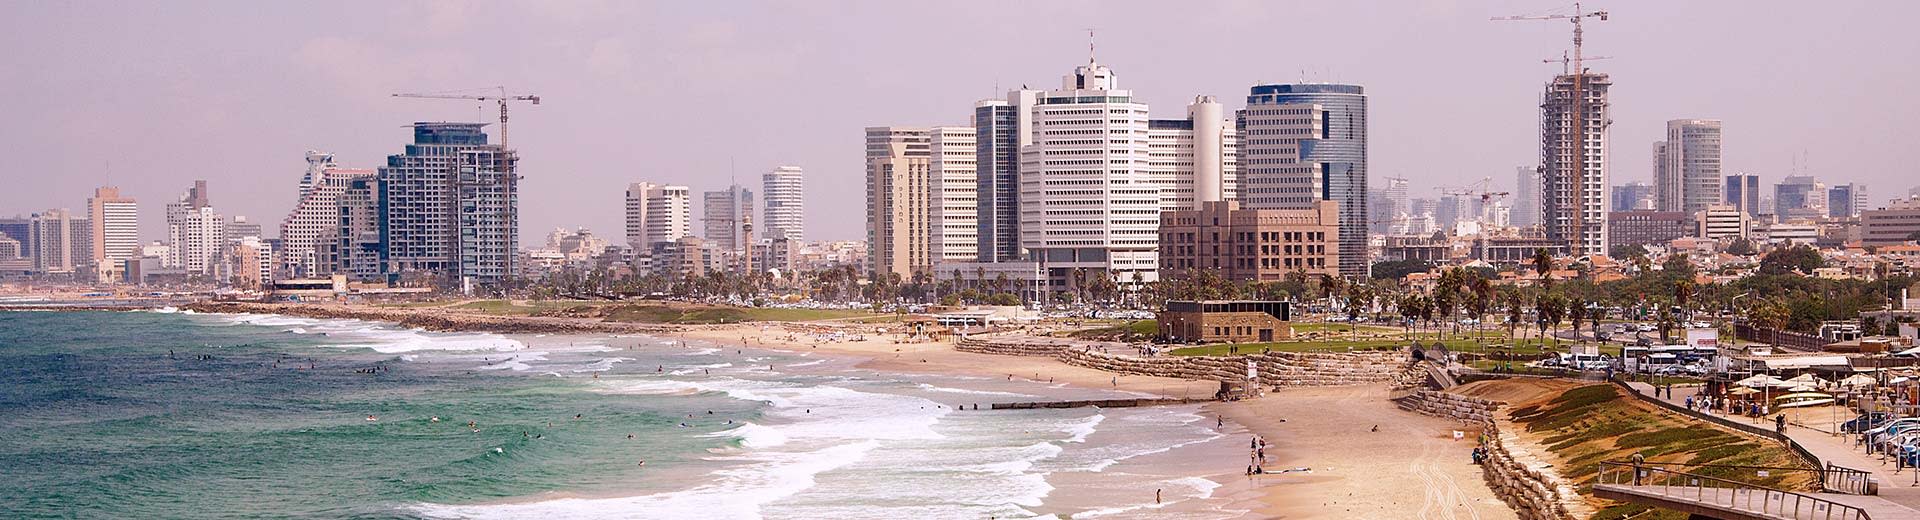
[
  {"xmin": 1724, "ymin": 173, "xmax": 1761, "ymax": 217},
  {"xmin": 702, "ymin": 184, "xmax": 754, "ymax": 255},
  {"xmin": 1512, "ymin": 166, "xmax": 1542, "ymax": 229},
  {"xmin": 973, "ymin": 92, "xmax": 1037, "ymax": 263},
  {"xmin": 624, "ymin": 182, "xmax": 691, "ymax": 250},
  {"xmin": 1655, "ymin": 119, "xmax": 1723, "ymax": 213},
  {"xmin": 377, "ymin": 122, "xmax": 519, "ymax": 286},
  {"xmin": 927, "ymin": 127, "xmax": 978, "ymax": 263},
  {"xmin": 1240, "ymin": 83, "xmax": 1369, "ymax": 277},
  {"xmin": 1017, "ymin": 56, "xmax": 1159, "ymax": 286},
  {"xmin": 280, "ymin": 151, "xmax": 374, "ymax": 278},
  {"xmin": 1540, "ymin": 73, "xmax": 1612, "ymax": 256},
  {"xmin": 865, "ymin": 126, "xmax": 930, "ymax": 278},
  {"xmin": 86, "ymin": 186, "xmax": 138, "ymax": 281},
  {"xmin": 1611, "ymin": 181, "xmax": 1655, "ymax": 211},
  {"xmin": 1146, "ymin": 96, "xmax": 1237, "ymax": 212},
  {"xmin": 1773, "ymin": 175, "xmax": 1826, "ymax": 221},
  {"xmin": 760, "ymin": 166, "xmax": 805, "ymax": 241},
  {"xmin": 165, "ymin": 181, "xmax": 222, "ymax": 275},
  {"xmin": 1382, "ymin": 177, "xmax": 1410, "ymax": 234},
  {"xmin": 1828, "ymin": 183, "xmax": 1867, "ymax": 218},
  {"xmin": 29, "ymin": 209, "xmax": 80, "ymax": 274}
]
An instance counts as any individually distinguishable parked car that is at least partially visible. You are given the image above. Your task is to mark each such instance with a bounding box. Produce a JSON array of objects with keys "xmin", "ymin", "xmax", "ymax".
[{"xmin": 1843, "ymin": 412, "xmax": 1894, "ymax": 434}]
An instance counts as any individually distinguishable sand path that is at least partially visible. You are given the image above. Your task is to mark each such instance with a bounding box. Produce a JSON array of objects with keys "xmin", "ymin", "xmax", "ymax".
[{"xmin": 1209, "ymin": 386, "xmax": 1516, "ymax": 519}]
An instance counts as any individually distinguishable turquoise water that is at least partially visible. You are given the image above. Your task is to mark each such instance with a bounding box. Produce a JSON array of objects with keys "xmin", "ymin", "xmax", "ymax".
[
  {"xmin": 0, "ymin": 311, "xmax": 750, "ymax": 519},
  {"xmin": 0, "ymin": 310, "xmax": 1245, "ymax": 519}
]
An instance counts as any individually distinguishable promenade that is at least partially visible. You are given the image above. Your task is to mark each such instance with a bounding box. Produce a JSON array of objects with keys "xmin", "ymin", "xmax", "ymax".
[{"xmin": 1624, "ymin": 381, "xmax": 1920, "ymax": 514}]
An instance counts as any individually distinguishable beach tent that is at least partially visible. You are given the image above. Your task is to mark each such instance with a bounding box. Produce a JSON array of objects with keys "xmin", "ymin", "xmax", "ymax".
[
  {"xmin": 1734, "ymin": 374, "xmax": 1786, "ymax": 388},
  {"xmin": 1729, "ymin": 387, "xmax": 1760, "ymax": 395}
]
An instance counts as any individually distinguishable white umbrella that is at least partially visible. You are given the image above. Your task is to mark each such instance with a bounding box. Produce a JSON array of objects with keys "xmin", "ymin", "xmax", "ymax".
[
  {"xmin": 1735, "ymin": 374, "xmax": 1785, "ymax": 388},
  {"xmin": 1785, "ymin": 384, "xmax": 1820, "ymax": 393},
  {"xmin": 1839, "ymin": 374, "xmax": 1878, "ymax": 387}
]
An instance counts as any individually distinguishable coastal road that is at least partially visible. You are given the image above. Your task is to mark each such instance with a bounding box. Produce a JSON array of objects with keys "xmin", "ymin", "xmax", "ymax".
[{"xmin": 1213, "ymin": 386, "xmax": 1516, "ymax": 520}]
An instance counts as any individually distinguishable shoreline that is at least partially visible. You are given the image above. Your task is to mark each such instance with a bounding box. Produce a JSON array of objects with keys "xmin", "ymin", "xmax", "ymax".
[{"xmin": 35, "ymin": 301, "xmax": 1516, "ymax": 518}]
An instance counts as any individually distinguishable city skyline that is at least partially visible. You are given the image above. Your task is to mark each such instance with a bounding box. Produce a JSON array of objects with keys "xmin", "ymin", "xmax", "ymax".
[{"xmin": 3, "ymin": 1, "xmax": 1918, "ymax": 242}]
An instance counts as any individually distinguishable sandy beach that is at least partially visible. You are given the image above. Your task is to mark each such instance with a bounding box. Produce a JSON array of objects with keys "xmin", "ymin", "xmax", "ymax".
[{"xmin": 678, "ymin": 324, "xmax": 1517, "ymax": 519}]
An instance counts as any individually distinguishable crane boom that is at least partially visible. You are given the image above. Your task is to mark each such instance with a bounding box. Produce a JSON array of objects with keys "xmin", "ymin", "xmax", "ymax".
[{"xmin": 392, "ymin": 87, "xmax": 542, "ymax": 145}]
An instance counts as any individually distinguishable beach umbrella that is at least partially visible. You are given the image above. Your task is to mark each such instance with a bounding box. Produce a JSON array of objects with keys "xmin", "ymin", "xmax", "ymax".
[
  {"xmin": 1735, "ymin": 374, "xmax": 1785, "ymax": 388},
  {"xmin": 1729, "ymin": 387, "xmax": 1759, "ymax": 395},
  {"xmin": 1786, "ymin": 384, "xmax": 1819, "ymax": 393}
]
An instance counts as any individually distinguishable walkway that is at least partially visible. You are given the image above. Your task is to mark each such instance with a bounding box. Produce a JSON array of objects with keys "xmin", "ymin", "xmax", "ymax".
[
  {"xmin": 1594, "ymin": 482, "xmax": 1898, "ymax": 520},
  {"xmin": 1623, "ymin": 381, "xmax": 1920, "ymax": 513}
]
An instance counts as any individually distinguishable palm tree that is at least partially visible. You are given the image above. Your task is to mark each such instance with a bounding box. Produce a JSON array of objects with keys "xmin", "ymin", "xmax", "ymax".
[{"xmin": 1532, "ymin": 247, "xmax": 1555, "ymax": 289}]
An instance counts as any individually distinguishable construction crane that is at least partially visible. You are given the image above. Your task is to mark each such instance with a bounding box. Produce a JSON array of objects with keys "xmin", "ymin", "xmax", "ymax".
[
  {"xmin": 392, "ymin": 87, "xmax": 541, "ymax": 145},
  {"xmin": 1438, "ymin": 176, "xmax": 1511, "ymax": 207},
  {"xmin": 1495, "ymin": 3, "xmax": 1609, "ymax": 253},
  {"xmin": 1543, "ymin": 51, "xmax": 1612, "ymax": 75}
]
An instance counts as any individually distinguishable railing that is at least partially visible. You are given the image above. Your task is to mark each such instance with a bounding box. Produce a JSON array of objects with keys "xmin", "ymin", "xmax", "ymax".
[
  {"xmin": 1608, "ymin": 379, "xmax": 1881, "ymax": 496},
  {"xmin": 1597, "ymin": 461, "xmax": 1870, "ymax": 520},
  {"xmin": 1824, "ymin": 463, "xmax": 1876, "ymax": 496}
]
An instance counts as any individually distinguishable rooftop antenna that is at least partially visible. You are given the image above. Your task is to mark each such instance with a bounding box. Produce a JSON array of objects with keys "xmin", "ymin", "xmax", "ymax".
[{"xmin": 1087, "ymin": 28, "xmax": 1095, "ymax": 64}]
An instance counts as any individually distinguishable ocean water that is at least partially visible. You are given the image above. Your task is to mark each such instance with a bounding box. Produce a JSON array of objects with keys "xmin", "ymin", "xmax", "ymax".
[{"xmin": 0, "ymin": 311, "xmax": 1243, "ymax": 519}]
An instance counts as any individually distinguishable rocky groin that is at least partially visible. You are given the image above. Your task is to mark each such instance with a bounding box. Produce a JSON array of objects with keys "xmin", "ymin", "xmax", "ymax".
[{"xmin": 956, "ymin": 336, "xmax": 1417, "ymax": 388}]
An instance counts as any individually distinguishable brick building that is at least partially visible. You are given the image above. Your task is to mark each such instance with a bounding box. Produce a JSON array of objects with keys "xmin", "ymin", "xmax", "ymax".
[
  {"xmin": 1157, "ymin": 200, "xmax": 1339, "ymax": 282},
  {"xmin": 1159, "ymin": 300, "xmax": 1293, "ymax": 343}
]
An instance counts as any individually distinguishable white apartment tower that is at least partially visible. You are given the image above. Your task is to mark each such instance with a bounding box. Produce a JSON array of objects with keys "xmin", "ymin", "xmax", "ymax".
[
  {"xmin": 1145, "ymin": 96, "xmax": 1238, "ymax": 212},
  {"xmin": 1655, "ymin": 119, "xmax": 1723, "ymax": 213},
  {"xmin": 865, "ymin": 126, "xmax": 930, "ymax": 278},
  {"xmin": 761, "ymin": 166, "xmax": 805, "ymax": 241},
  {"xmin": 625, "ymin": 182, "xmax": 692, "ymax": 250},
  {"xmin": 928, "ymin": 127, "xmax": 979, "ymax": 262},
  {"xmin": 165, "ymin": 181, "xmax": 225, "ymax": 275},
  {"xmin": 1540, "ymin": 73, "xmax": 1612, "ymax": 256},
  {"xmin": 87, "ymin": 186, "xmax": 138, "ymax": 281},
  {"xmin": 1512, "ymin": 166, "xmax": 1543, "ymax": 229},
  {"xmin": 702, "ymin": 185, "xmax": 754, "ymax": 254},
  {"xmin": 1017, "ymin": 56, "xmax": 1160, "ymax": 286},
  {"xmin": 280, "ymin": 151, "xmax": 374, "ymax": 278}
]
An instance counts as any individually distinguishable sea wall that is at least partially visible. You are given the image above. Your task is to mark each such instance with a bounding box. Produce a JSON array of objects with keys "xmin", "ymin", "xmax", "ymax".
[
  {"xmin": 955, "ymin": 336, "xmax": 1417, "ymax": 387},
  {"xmin": 1395, "ymin": 389, "xmax": 1589, "ymax": 520}
]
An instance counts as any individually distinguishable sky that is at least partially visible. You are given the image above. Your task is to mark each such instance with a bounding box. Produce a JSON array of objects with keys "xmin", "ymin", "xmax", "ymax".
[{"xmin": 2, "ymin": 0, "xmax": 1916, "ymax": 243}]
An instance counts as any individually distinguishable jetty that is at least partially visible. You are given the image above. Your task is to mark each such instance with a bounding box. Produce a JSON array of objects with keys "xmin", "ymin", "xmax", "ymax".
[{"xmin": 986, "ymin": 397, "xmax": 1209, "ymax": 410}]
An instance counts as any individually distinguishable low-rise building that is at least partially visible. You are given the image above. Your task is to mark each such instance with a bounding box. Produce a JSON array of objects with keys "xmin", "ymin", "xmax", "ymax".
[
  {"xmin": 1862, "ymin": 197, "xmax": 1920, "ymax": 246},
  {"xmin": 1159, "ymin": 300, "xmax": 1293, "ymax": 343},
  {"xmin": 1697, "ymin": 204, "xmax": 1750, "ymax": 240},
  {"xmin": 1608, "ymin": 210, "xmax": 1693, "ymax": 247}
]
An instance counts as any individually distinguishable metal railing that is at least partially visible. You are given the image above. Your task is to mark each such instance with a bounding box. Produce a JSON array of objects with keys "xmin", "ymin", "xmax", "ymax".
[
  {"xmin": 1597, "ymin": 461, "xmax": 1870, "ymax": 520},
  {"xmin": 1823, "ymin": 463, "xmax": 1876, "ymax": 496}
]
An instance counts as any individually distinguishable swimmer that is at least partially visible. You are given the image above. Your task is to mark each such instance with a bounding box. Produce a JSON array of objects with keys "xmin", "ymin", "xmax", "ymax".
[
  {"xmin": 637, "ymin": 460, "xmax": 646, "ymax": 466},
  {"xmin": 576, "ymin": 414, "xmax": 584, "ymax": 420},
  {"xmin": 366, "ymin": 415, "xmax": 377, "ymax": 421},
  {"xmin": 431, "ymin": 416, "xmax": 441, "ymax": 422},
  {"xmin": 627, "ymin": 434, "xmax": 634, "ymax": 439}
]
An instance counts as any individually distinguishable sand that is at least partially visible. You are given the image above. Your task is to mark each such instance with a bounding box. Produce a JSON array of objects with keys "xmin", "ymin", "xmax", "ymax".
[{"xmin": 1208, "ymin": 386, "xmax": 1519, "ymax": 520}]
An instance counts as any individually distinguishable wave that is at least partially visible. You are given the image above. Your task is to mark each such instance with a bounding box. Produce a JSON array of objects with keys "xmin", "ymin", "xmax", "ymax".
[
  {"xmin": 668, "ymin": 363, "xmax": 732, "ymax": 376},
  {"xmin": 571, "ymin": 357, "xmax": 632, "ymax": 373},
  {"xmin": 707, "ymin": 422, "xmax": 788, "ymax": 448},
  {"xmin": 784, "ymin": 359, "xmax": 827, "ymax": 368},
  {"xmin": 1063, "ymin": 413, "xmax": 1105, "ymax": 443},
  {"xmin": 914, "ymin": 383, "xmax": 1033, "ymax": 398},
  {"xmin": 413, "ymin": 441, "xmax": 879, "ymax": 520}
]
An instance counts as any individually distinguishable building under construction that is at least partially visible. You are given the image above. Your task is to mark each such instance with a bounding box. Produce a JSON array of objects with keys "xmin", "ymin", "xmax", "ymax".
[{"xmin": 1539, "ymin": 72, "xmax": 1612, "ymax": 256}]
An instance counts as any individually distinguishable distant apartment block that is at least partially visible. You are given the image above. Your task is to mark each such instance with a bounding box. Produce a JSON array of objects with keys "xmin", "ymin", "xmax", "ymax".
[
  {"xmin": 1607, "ymin": 210, "xmax": 1692, "ymax": 247},
  {"xmin": 761, "ymin": 166, "xmax": 805, "ymax": 241}
]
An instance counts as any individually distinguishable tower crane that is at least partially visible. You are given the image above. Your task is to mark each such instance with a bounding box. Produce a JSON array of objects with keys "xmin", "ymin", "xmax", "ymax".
[
  {"xmin": 1543, "ymin": 51, "xmax": 1612, "ymax": 76},
  {"xmin": 1495, "ymin": 3, "xmax": 1609, "ymax": 252},
  {"xmin": 392, "ymin": 87, "xmax": 541, "ymax": 145},
  {"xmin": 1493, "ymin": 3, "xmax": 1609, "ymax": 77},
  {"xmin": 1438, "ymin": 176, "xmax": 1511, "ymax": 207}
]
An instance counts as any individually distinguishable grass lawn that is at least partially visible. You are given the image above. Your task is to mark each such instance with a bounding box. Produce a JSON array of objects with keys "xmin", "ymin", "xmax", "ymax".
[
  {"xmin": 1511, "ymin": 384, "xmax": 1814, "ymax": 519},
  {"xmin": 1289, "ymin": 322, "xmax": 1398, "ymax": 334},
  {"xmin": 1067, "ymin": 320, "xmax": 1158, "ymax": 339}
]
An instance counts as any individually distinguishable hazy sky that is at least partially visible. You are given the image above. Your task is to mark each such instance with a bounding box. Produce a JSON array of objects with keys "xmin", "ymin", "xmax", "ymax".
[{"xmin": 3, "ymin": 1, "xmax": 1916, "ymax": 242}]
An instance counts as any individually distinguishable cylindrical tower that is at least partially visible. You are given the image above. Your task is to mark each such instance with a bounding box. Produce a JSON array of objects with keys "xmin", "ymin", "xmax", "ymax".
[{"xmin": 1189, "ymin": 95, "xmax": 1225, "ymax": 208}]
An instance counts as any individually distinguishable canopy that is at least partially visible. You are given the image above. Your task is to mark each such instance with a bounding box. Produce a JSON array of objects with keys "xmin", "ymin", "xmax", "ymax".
[
  {"xmin": 1839, "ymin": 374, "xmax": 1878, "ymax": 387},
  {"xmin": 1734, "ymin": 374, "xmax": 1786, "ymax": 388},
  {"xmin": 1759, "ymin": 356, "xmax": 1851, "ymax": 370},
  {"xmin": 1785, "ymin": 384, "xmax": 1820, "ymax": 393},
  {"xmin": 1729, "ymin": 387, "xmax": 1760, "ymax": 395},
  {"xmin": 1784, "ymin": 373, "xmax": 1825, "ymax": 385}
]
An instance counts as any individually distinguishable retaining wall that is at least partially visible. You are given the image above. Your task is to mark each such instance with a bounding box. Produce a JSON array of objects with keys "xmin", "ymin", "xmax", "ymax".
[
  {"xmin": 1395, "ymin": 389, "xmax": 1591, "ymax": 520},
  {"xmin": 955, "ymin": 337, "xmax": 1419, "ymax": 387}
]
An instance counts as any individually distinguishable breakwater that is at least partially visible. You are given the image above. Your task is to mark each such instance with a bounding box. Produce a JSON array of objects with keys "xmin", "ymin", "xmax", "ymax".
[{"xmin": 184, "ymin": 302, "xmax": 685, "ymax": 335}]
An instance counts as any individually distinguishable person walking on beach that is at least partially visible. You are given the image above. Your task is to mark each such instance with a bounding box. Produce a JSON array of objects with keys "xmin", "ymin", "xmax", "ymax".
[{"xmin": 1155, "ymin": 489, "xmax": 1162, "ymax": 504}]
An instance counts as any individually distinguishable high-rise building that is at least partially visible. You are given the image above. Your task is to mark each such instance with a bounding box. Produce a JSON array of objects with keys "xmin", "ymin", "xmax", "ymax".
[
  {"xmin": 1862, "ymin": 198, "xmax": 1920, "ymax": 246},
  {"xmin": 973, "ymin": 92, "xmax": 1038, "ymax": 263},
  {"xmin": 702, "ymin": 184, "xmax": 754, "ymax": 255},
  {"xmin": 1773, "ymin": 175, "xmax": 1826, "ymax": 221},
  {"xmin": 865, "ymin": 126, "xmax": 930, "ymax": 278},
  {"xmin": 928, "ymin": 127, "xmax": 978, "ymax": 263},
  {"xmin": 86, "ymin": 186, "xmax": 138, "ymax": 282},
  {"xmin": 377, "ymin": 122, "xmax": 520, "ymax": 286},
  {"xmin": 226, "ymin": 215, "xmax": 263, "ymax": 242},
  {"xmin": 280, "ymin": 151, "xmax": 374, "ymax": 278},
  {"xmin": 1611, "ymin": 181, "xmax": 1655, "ymax": 212},
  {"xmin": 1697, "ymin": 204, "xmax": 1751, "ymax": 241},
  {"xmin": 1539, "ymin": 72, "xmax": 1612, "ymax": 256},
  {"xmin": 165, "ymin": 181, "xmax": 223, "ymax": 275},
  {"xmin": 1724, "ymin": 173, "xmax": 1761, "ymax": 217},
  {"xmin": 760, "ymin": 166, "xmax": 805, "ymax": 241},
  {"xmin": 1512, "ymin": 166, "xmax": 1543, "ymax": 229},
  {"xmin": 30, "ymin": 209, "xmax": 81, "ymax": 274},
  {"xmin": 1146, "ymin": 96, "xmax": 1237, "ymax": 212},
  {"xmin": 624, "ymin": 182, "xmax": 692, "ymax": 250},
  {"xmin": 1240, "ymin": 83, "xmax": 1369, "ymax": 277},
  {"xmin": 328, "ymin": 177, "xmax": 383, "ymax": 281},
  {"xmin": 1018, "ymin": 57, "xmax": 1159, "ymax": 287},
  {"xmin": 1828, "ymin": 183, "xmax": 1867, "ymax": 218},
  {"xmin": 1157, "ymin": 200, "xmax": 1340, "ymax": 281},
  {"xmin": 1381, "ymin": 177, "xmax": 1410, "ymax": 234},
  {"xmin": 1655, "ymin": 119, "xmax": 1723, "ymax": 213}
]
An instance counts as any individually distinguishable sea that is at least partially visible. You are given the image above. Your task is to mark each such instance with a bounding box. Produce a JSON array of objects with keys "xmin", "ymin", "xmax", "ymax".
[{"xmin": 0, "ymin": 310, "xmax": 1248, "ymax": 519}]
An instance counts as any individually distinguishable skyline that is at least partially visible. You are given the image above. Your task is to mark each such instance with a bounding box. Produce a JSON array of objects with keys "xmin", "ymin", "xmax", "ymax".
[{"xmin": 4, "ymin": 1, "xmax": 1917, "ymax": 243}]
